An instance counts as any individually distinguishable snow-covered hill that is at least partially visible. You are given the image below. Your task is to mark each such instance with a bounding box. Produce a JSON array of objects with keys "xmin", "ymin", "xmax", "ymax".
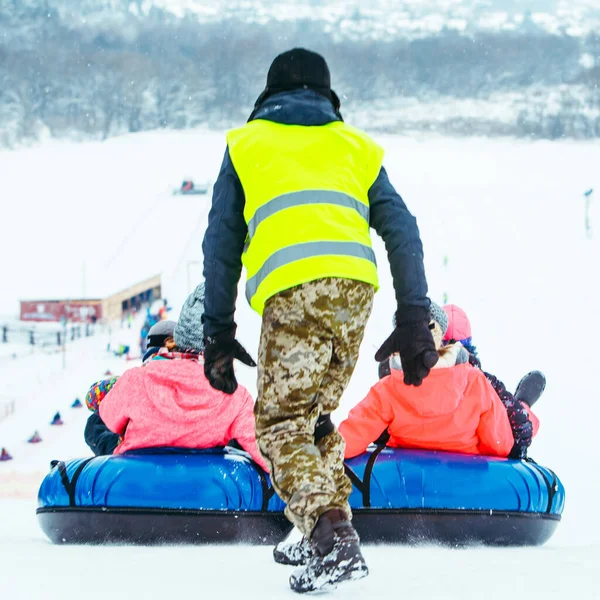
[
  {"xmin": 0, "ymin": 129, "xmax": 223, "ymax": 315},
  {"xmin": 6, "ymin": 0, "xmax": 600, "ymax": 39},
  {"xmin": 159, "ymin": 0, "xmax": 600, "ymax": 38},
  {"xmin": 1, "ymin": 0, "xmax": 599, "ymax": 147}
]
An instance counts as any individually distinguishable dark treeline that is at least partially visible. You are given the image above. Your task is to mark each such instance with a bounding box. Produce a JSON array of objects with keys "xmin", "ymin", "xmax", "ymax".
[{"xmin": 1, "ymin": 4, "xmax": 599, "ymax": 146}]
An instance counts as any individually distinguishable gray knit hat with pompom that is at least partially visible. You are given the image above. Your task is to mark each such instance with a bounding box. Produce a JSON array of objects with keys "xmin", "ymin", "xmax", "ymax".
[
  {"xmin": 393, "ymin": 300, "xmax": 448, "ymax": 335},
  {"xmin": 429, "ymin": 301, "xmax": 448, "ymax": 335},
  {"xmin": 173, "ymin": 283, "xmax": 205, "ymax": 352}
]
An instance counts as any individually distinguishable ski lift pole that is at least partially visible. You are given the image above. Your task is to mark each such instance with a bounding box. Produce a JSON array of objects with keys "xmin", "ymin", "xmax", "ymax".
[
  {"xmin": 60, "ymin": 316, "xmax": 67, "ymax": 370},
  {"xmin": 584, "ymin": 189, "xmax": 594, "ymax": 240},
  {"xmin": 442, "ymin": 254, "xmax": 449, "ymax": 304}
]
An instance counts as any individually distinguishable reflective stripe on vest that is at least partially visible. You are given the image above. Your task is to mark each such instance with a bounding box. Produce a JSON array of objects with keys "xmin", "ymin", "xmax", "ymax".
[
  {"xmin": 245, "ymin": 241, "xmax": 377, "ymax": 303},
  {"xmin": 247, "ymin": 190, "xmax": 370, "ymax": 241}
]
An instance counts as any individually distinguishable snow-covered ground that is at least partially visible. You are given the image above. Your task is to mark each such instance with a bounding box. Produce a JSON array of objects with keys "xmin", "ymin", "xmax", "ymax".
[
  {"xmin": 1, "ymin": 130, "xmax": 599, "ymax": 598},
  {"xmin": 0, "ymin": 130, "xmax": 219, "ymax": 314}
]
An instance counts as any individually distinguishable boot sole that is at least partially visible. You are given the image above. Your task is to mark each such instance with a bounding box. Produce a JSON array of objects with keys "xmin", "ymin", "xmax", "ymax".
[
  {"xmin": 515, "ymin": 371, "xmax": 546, "ymax": 407},
  {"xmin": 319, "ymin": 563, "xmax": 369, "ymax": 593},
  {"xmin": 290, "ymin": 559, "xmax": 369, "ymax": 593},
  {"xmin": 273, "ymin": 550, "xmax": 311, "ymax": 567}
]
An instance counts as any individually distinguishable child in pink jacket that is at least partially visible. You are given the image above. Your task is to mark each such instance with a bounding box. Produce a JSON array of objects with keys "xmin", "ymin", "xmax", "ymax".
[{"xmin": 99, "ymin": 284, "xmax": 268, "ymax": 471}]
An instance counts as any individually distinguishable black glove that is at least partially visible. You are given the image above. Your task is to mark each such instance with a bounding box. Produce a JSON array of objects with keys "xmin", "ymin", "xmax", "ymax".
[
  {"xmin": 314, "ymin": 414, "xmax": 335, "ymax": 443},
  {"xmin": 374, "ymin": 307, "xmax": 438, "ymax": 386},
  {"xmin": 204, "ymin": 329, "xmax": 256, "ymax": 394},
  {"xmin": 378, "ymin": 359, "xmax": 391, "ymax": 380}
]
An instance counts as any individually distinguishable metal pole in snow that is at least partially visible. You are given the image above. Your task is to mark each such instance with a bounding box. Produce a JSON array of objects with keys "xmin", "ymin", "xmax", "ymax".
[
  {"xmin": 584, "ymin": 189, "xmax": 594, "ymax": 240},
  {"xmin": 82, "ymin": 260, "xmax": 87, "ymax": 299},
  {"xmin": 443, "ymin": 255, "xmax": 449, "ymax": 304},
  {"xmin": 61, "ymin": 317, "xmax": 67, "ymax": 370}
]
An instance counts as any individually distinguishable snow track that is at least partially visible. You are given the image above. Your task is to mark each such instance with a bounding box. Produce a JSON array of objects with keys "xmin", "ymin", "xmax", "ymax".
[{"xmin": 0, "ymin": 131, "xmax": 598, "ymax": 599}]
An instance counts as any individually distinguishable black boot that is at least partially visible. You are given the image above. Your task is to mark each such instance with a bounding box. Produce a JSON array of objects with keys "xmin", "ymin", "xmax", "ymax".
[
  {"xmin": 273, "ymin": 536, "xmax": 313, "ymax": 566},
  {"xmin": 289, "ymin": 509, "xmax": 369, "ymax": 593},
  {"xmin": 515, "ymin": 371, "xmax": 546, "ymax": 408}
]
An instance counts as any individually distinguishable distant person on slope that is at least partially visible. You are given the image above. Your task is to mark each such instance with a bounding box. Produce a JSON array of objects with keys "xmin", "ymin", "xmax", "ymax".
[
  {"xmin": 201, "ymin": 47, "xmax": 435, "ymax": 592},
  {"xmin": 181, "ymin": 180, "xmax": 194, "ymax": 192}
]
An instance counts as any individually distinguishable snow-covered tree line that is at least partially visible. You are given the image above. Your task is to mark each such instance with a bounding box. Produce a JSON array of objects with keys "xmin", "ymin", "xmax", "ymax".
[{"xmin": 0, "ymin": 5, "xmax": 599, "ymax": 147}]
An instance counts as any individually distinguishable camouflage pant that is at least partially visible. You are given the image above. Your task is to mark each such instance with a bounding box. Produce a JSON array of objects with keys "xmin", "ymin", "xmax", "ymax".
[{"xmin": 255, "ymin": 277, "xmax": 374, "ymax": 536}]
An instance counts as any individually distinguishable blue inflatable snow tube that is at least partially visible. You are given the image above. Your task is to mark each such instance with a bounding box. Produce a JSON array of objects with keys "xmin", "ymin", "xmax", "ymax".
[{"xmin": 37, "ymin": 447, "xmax": 564, "ymax": 546}]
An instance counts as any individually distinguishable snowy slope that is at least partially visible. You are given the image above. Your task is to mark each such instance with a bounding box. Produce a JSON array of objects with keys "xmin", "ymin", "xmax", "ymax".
[
  {"xmin": 1, "ymin": 131, "xmax": 599, "ymax": 598},
  {"xmin": 0, "ymin": 130, "xmax": 225, "ymax": 316},
  {"xmin": 0, "ymin": 316, "xmax": 147, "ymax": 490}
]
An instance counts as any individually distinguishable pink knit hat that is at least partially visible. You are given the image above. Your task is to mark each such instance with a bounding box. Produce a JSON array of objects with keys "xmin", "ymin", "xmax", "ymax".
[{"xmin": 443, "ymin": 304, "xmax": 472, "ymax": 342}]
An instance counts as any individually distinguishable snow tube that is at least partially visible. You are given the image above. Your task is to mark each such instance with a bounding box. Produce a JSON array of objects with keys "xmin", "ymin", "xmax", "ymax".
[{"xmin": 37, "ymin": 447, "xmax": 564, "ymax": 546}]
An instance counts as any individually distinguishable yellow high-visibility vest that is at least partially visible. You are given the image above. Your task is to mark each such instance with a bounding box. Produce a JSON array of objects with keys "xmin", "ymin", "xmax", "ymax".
[{"xmin": 227, "ymin": 119, "xmax": 383, "ymax": 315}]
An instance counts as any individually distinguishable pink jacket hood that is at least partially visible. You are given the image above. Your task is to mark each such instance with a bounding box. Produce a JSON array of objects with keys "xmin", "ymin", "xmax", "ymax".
[{"xmin": 99, "ymin": 358, "xmax": 267, "ymax": 470}]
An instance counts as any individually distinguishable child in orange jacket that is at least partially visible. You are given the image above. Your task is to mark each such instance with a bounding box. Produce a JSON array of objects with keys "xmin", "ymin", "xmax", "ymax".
[{"xmin": 339, "ymin": 302, "xmax": 516, "ymax": 459}]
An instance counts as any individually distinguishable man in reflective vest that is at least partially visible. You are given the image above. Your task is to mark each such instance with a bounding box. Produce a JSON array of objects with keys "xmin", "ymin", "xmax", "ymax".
[{"xmin": 202, "ymin": 48, "xmax": 437, "ymax": 592}]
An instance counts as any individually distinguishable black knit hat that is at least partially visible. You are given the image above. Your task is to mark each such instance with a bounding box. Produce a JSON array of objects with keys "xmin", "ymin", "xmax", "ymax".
[
  {"xmin": 267, "ymin": 48, "xmax": 331, "ymax": 93},
  {"xmin": 253, "ymin": 48, "xmax": 341, "ymax": 113}
]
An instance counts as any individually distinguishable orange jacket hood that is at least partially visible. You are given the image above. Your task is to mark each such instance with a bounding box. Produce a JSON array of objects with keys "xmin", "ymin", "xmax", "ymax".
[{"xmin": 339, "ymin": 363, "xmax": 515, "ymax": 459}]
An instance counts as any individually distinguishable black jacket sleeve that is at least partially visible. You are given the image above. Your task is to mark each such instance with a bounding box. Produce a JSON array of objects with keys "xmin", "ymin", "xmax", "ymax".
[
  {"xmin": 202, "ymin": 148, "xmax": 248, "ymax": 337},
  {"xmin": 84, "ymin": 412, "xmax": 120, "ymax": 456},
  {"xmin": 368, "ymin": 166, "xmax": 429, "ymax": 312}
]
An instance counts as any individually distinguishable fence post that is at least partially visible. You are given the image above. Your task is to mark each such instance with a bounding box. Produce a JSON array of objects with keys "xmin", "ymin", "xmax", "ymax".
[
  {"xmin": 2, "ymin": 326, "xmax": 6, "ymax": 343},
  {"xmin": 57, "ymin": 331, "xmax": 61, "ymax": 346},
  {"xmin": 0, "ymin": 399, "xmax": 16, "ymax": 423},
  {"xmin": 584, "ymin": 188, "xmax": 594, "ymax": 240}
]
